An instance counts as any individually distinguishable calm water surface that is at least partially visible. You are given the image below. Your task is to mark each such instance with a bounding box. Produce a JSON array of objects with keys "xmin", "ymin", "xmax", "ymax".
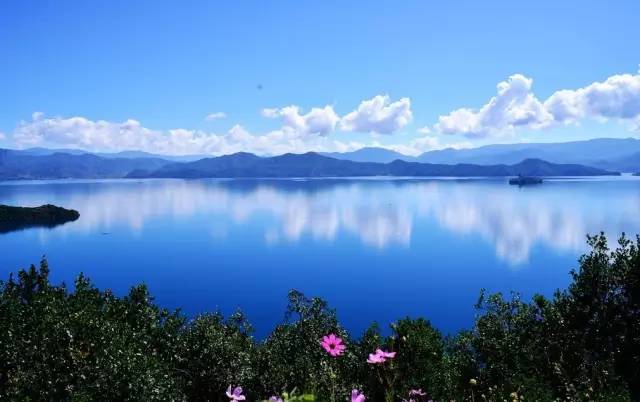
[{"xmin": 2, "ymin": 177, "xmax": 639, "ymax": 337}]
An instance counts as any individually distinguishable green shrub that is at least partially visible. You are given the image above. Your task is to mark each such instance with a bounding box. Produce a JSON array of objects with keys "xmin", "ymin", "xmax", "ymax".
[
  {"xmin": 0, "ymin": 260, "xmax": 184, "ymax": 401},
  {"xmin": 176, "ymin": 312, "xmax": 256, "ymax": 401},
  {"xmin": 255, "ymin": 290, "xmax": 357, "ymax": 400},
  {"xmin": 0, "ymin": 233, "xmax": 639, "ymax": 401}
]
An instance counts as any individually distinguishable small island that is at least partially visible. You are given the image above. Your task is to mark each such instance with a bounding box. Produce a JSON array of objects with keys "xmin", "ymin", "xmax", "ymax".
[
  {"xmin": 634, "ymin": 173, "xmax": 640, "ymax": 176},
  {"xmin": 509, "ymin": 175, "xmax": 543, "ymax": 186},
  {"xmin": 0, "ymin": 204, "xmax": 80, "ymax": 233}
]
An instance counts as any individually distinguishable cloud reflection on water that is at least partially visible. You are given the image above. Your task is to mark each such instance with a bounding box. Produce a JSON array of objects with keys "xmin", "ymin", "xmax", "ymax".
[{"xmin": 3, "ymin": 178, "xmax": 639, "ymax": 265}]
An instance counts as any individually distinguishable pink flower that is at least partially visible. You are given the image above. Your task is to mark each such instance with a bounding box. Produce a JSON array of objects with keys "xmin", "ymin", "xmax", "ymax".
[
  {"xmin": 366, "ymin": 351, "xmax": 385, "ymax": 364},
  {"xmin": 321, "ymin": 333, "xmax": 346, "ymax": 357},
  {"xmin": 351, "ymin": 389, "xmax": 366, "ymax": 402},
  {"xmin": 366, "ymin": 348, "xmax": 396, "ymax": 364},
  {"xmin": 226, "ymin": 385, "xmax": 246, "ymax": 401},
  {"xmin": 269, "ymin": 397, "xmax": 283, "ymax": 402},
  {"xmin": 380, "ymin": 350, "xmax": 396, "ymax": 359}
]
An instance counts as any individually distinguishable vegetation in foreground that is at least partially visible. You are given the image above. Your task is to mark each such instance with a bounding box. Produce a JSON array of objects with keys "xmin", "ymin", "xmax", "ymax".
[{"xmin": 1, "ymin": 233, "xmax": 639, "ymax": 401}]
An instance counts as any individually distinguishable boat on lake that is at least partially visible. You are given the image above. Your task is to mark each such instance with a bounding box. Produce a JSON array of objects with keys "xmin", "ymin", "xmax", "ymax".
[{"xmin": 509, "ymin": 175, "xmax": 543, "ymax": 186}]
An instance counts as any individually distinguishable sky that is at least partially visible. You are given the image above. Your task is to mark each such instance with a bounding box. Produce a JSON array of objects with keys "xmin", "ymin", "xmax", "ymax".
[{"xmin": 1, "ymin": 0, "xmax": 640, "ymax": 156}]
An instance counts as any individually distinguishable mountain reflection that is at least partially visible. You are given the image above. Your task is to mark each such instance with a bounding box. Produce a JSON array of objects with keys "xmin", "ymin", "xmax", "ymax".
[{"xmin": 3, "ymin": 178, "xmax": 639, "ymax": 264}]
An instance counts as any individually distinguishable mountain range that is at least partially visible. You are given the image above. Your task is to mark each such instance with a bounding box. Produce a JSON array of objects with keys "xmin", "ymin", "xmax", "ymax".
[
  {"xmin": 1, "ymin": 137, "xmax": 635, "ymax": 180},
  {"xmin": 0, "ymin": 149, "xmax": 171, "ymax": 180},
  {"xmin": 128, "ymin": 153, "xmax": 617, "ymax": 178},
  {"xmin": 324, "ymin": 138, "xmax": 640, "ymax": 172},
  {"xmin": 321, "ymin": 147, "xmax": 410, "ymax": 163},
  {"xmin": 18, "ymin": 147, "xmax": 206, "ymax": 162}
]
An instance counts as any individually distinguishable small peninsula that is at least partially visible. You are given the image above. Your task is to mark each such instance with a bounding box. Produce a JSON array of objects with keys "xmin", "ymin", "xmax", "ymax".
[{"xmin": 0, "ymin": 204, "xmax": 80, "ymax": 233}]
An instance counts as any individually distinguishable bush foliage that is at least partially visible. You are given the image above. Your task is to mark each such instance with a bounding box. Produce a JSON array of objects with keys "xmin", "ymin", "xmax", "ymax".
[{"xmin": 1, "ymin": 233, "xmax": 639, "ymax": 401}]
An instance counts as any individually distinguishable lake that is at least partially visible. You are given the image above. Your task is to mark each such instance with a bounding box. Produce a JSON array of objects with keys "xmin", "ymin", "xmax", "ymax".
[{"xmin": 2, "ymin": 176, "xmax": 640, "ymax": 338}]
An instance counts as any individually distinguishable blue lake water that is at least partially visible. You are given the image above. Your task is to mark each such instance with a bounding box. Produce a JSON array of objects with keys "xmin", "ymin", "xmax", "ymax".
[{"xmin": 2, "ymin": 176, "xmax": 640, "ymax": 338}]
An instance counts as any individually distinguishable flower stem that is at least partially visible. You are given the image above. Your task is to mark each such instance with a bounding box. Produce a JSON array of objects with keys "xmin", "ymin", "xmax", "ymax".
[{"xmin": 384, "ymin": 389, "xmax": 394, "ymax": 402}]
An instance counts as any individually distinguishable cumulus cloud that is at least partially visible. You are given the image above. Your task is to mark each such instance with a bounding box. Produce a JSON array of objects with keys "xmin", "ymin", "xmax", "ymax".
[
  {"xmin": 417, "ymin": 126, "xmax": 431, "ymax": 134},
  {"xmin": 204, "ymin": 112, "xmax": 226, "ymax": 121},
  {"xmin": 435, "ymin": 74, "xmax": 552, "ymax": 138},
  {"xmin": 261, "ymin": 105, "xmax": 339, "ymax": 136},
  {"xmin": 340, "ymin": 95, "xmax": 413, "ymax": 134},
  {"xmin": 5, "ymin": 96, "xmax": 416, "ymax": 156},
  {"xmin": 436, "ymin": 70, "xmax": 640, "ymax": 138},
  {"xmin": 0, "ymin": 131, "xmax": 6, "ymax": 141},
  {"xmin": 8, "ymin": 111, "xmax": 474, "ymax": 157},
  {"xmin": 544, "ymin": 71, "xmax": 640, "ymax": 125},
  {"xmin": 11, "ymin": 113, "xmax": 361, "ymax": 156}
]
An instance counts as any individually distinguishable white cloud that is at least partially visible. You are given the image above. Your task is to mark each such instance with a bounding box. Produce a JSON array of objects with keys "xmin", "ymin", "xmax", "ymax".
[
  {"xmin": 340, "ymin": 95, "xmax": 413, "ymax": 134},
  {"xmin": 435, "ymin": 74, "xmax": 552, "ymax": 138},
  {"xmin": 417, "ymin": 126, "xmax": 431, "ymax": 134},
  {"xmin": 204, "ymin": 112, "xmax": 226, "ymax": 121},
  {"xmin": 261, "ymin": 105, "xmax": 339, "ymax": 136},
  {"xmin": 0, "ymin": 131, "xmax": 6, "ymax": 141},
  {"xmin": 544, "ymin": 71, "xmax": 640, "ymax": 126},
  {"xmin": 9, "ymin": 111, "xmax": 477, "ymax": 158},
  {"xmin": 11, "ymin": 113, "xmax": 361, "ymax": 156},
  {"xmin": 263, "ymin": 96, "xmax": 413, "ymax": 136},
  {"xmin": 436, "ymin": 70, "xmax": 640, "ymax": 138}
]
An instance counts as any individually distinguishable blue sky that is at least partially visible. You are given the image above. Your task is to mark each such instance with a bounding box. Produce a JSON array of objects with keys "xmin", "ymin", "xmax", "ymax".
[{"xmin": 1, "ymin": 0, "xmax": 639, "ymax": 155}]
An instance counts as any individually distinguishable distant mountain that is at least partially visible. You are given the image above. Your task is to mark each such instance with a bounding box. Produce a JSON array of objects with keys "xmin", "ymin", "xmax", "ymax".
[
  {"xmin": 0, "ymin": 147, "xmax": 621, "ymax": 180},
  {"xmin": 0, "ymin": 149, "xmax": 172, "ymax": 179},
  {"xmin": 597, "ymin": 151, "xmax": 640, "ymax": 172},
  {"xmin": 93, "ymin": 150, "xmax": 208, "ymax": 162},
  {"xmin": 21, "ymin": 147, "xmax": 89, "ymax": 156},
  {"xmin": 20, "ymin": 147, "xmax": 208, "ymax": 162},
  {"xmin": 131, "ymin": 152, "xmax": 618, "ymax": 178},
  {"xmin": 321, "ymin": 147, "xmax": 415, "ymax": 163},
  {"xmin": 130, "ymin": 152, "xmax": 265, "ymax": 178},
  {"xmin": 135, "ymin": 152, "xmax": 378, "ymax": 178},
  {"xmin": 16, "ymin": 137, "xmax": 640, "ymax": 172},
  {"xmin": 415, "ymin": 138, "xmax": 640, "ymax": 172},
  {"xmin": 321, "ymin": 138, "xmax": 640, "ymax": 172},
  {"xmin": 386, "ymin": 158, "xmax": 617, "ymax": 177}
]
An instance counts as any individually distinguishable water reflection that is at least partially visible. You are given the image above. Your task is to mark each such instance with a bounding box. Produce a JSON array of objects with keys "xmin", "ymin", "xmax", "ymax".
[{"xmin": 1, "ymin": 178, "xmax": 639, "ymax": 264}]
